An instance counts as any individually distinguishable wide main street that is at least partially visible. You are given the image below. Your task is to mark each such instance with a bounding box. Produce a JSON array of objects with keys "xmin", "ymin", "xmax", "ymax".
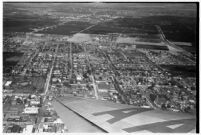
[{"xmin": 43, "ymin": 44, "xmax": 59, "ymax": 102}]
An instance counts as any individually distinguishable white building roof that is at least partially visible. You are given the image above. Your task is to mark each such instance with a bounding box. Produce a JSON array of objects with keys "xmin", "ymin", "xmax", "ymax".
[
  {"xmin": 53, "ymin": 118, "xmax": 63, "ymax": 124},
  {"xmin": 23, "ymin": 125, "xmax": 33, "ymax": 134},
  {"xmin": 24, "ymin": 107, "xmax": 39, "ymax": 114},
  {"xmin": 5, "ymin": 81, "xmax": 12, "ymax": 86}
]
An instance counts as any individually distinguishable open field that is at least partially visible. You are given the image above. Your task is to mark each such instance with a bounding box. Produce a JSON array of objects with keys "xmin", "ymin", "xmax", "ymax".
[
  {"xmin": 84, "ymin": 17, "xmax": 158, "ymax": 35},
  {"xmin": 38, "ymin": 21, "xmax": 92, "ymax": 35},
  {"xmin": 160, "ymin": 65, "xmax": 196, "ymax": 77},
  {"xmin": 3, "ymin": 5, "xmax": 58, "ymax": 33},
  {"xmin": 3, "ymin": 52, "xmax": 24, "ymax": 73},
  {"xmin": 159, "ymin": 16, "xmax": 196, "ymax": 43},
  {"xmin": 6, "ymin": 56, "xmax": 22, "ymax": 62},
  {"xmin": 136, "ymin": 44, "xmax": 169, "ymax": 50},
  {"xmin": 83, "ymin": 16, "xmax": 196, "ymax": 53}
]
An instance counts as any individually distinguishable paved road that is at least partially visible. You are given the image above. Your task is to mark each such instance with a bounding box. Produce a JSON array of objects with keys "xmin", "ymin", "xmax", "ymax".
[
  {"xmin": 66, "ymin": 19, "xmax": 115, "ymax": 99},
  {"xmin": 43, "ymin": 44, "xmax": 59, "ymax": 102},
  {"xmin": 90, "ymin": 74, "xmax": 99, "ymax": 99},
  {"xmin": 97, "ymin": 48, "xmax": 128, "ymax": 103},
  {"xmin": 20, "ymin": 50, "xmax": 39, "ymax": 75},
  {"xmin": 42, "ymin": 19, "xmax": 112, "ymax": 101},
  {"xmin": 83, "ymin": 43, "xmax": 99, "ymax": 99},
  {"xmin": 155, "ymin": 25, "xmax": 193, "ymax": 58},
  {"xmin": 79, "ymin": 24, "xmax": 98, "ymax": 33}
]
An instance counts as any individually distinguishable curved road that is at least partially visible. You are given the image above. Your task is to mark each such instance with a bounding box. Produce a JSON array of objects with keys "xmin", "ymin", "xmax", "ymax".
[{"xmin": 155, "ymin": 25, "xmax": 193, "ymax": 58}]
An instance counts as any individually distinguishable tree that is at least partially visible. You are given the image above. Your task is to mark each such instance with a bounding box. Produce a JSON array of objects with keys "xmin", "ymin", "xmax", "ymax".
[
  {"xmin": 11, "ymin": 125, "xmax": 22, "ymax": 133},
  {"xmin": 31, "ymin": 76, "xmax": 45, "ymax": 91},
  {"xmin": 149, "ymin": 93, "xmax": 157, "ymax": 102}
]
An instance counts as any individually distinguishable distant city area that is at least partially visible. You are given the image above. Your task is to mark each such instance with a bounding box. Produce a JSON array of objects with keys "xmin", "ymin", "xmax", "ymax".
[{"xmin": 3, "ymin": 2, "xmax": 197, "ymax": 133}]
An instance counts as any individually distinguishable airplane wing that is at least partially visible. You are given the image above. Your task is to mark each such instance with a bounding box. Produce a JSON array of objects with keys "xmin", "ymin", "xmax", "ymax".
[{"xmin": 52, "ymin": 95, "xmax": 196, "ymax": 133}]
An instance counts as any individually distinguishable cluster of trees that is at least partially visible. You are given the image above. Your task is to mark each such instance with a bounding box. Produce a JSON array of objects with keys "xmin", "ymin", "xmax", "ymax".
[{"xmin": 31, "ymin": 76, "xmax": 45, "ymax": 93}]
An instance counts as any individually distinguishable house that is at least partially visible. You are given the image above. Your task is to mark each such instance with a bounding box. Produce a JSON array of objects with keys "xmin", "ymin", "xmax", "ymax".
[
  {"xmin": 23, "ymin": 125, "xmax": 33, "ymax": 134},
  {"xmin": 5, "ymin": 81, "xmax": 12, "ymax": 87},
  {"xmin": 23, "ymin": 107, "xmax": 39, "ymax": 114}
]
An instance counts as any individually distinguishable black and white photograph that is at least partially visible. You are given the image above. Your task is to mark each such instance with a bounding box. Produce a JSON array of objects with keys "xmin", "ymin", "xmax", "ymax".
[{"xmin": 2, "ymin": 1, "xmax": 198, "ymax": 133}]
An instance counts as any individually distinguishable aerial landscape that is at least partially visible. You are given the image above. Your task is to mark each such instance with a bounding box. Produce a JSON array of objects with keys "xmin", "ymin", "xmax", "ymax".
[{"xmin": 3, "ymin": 2, "xmax": 197, "ymax": 133}]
